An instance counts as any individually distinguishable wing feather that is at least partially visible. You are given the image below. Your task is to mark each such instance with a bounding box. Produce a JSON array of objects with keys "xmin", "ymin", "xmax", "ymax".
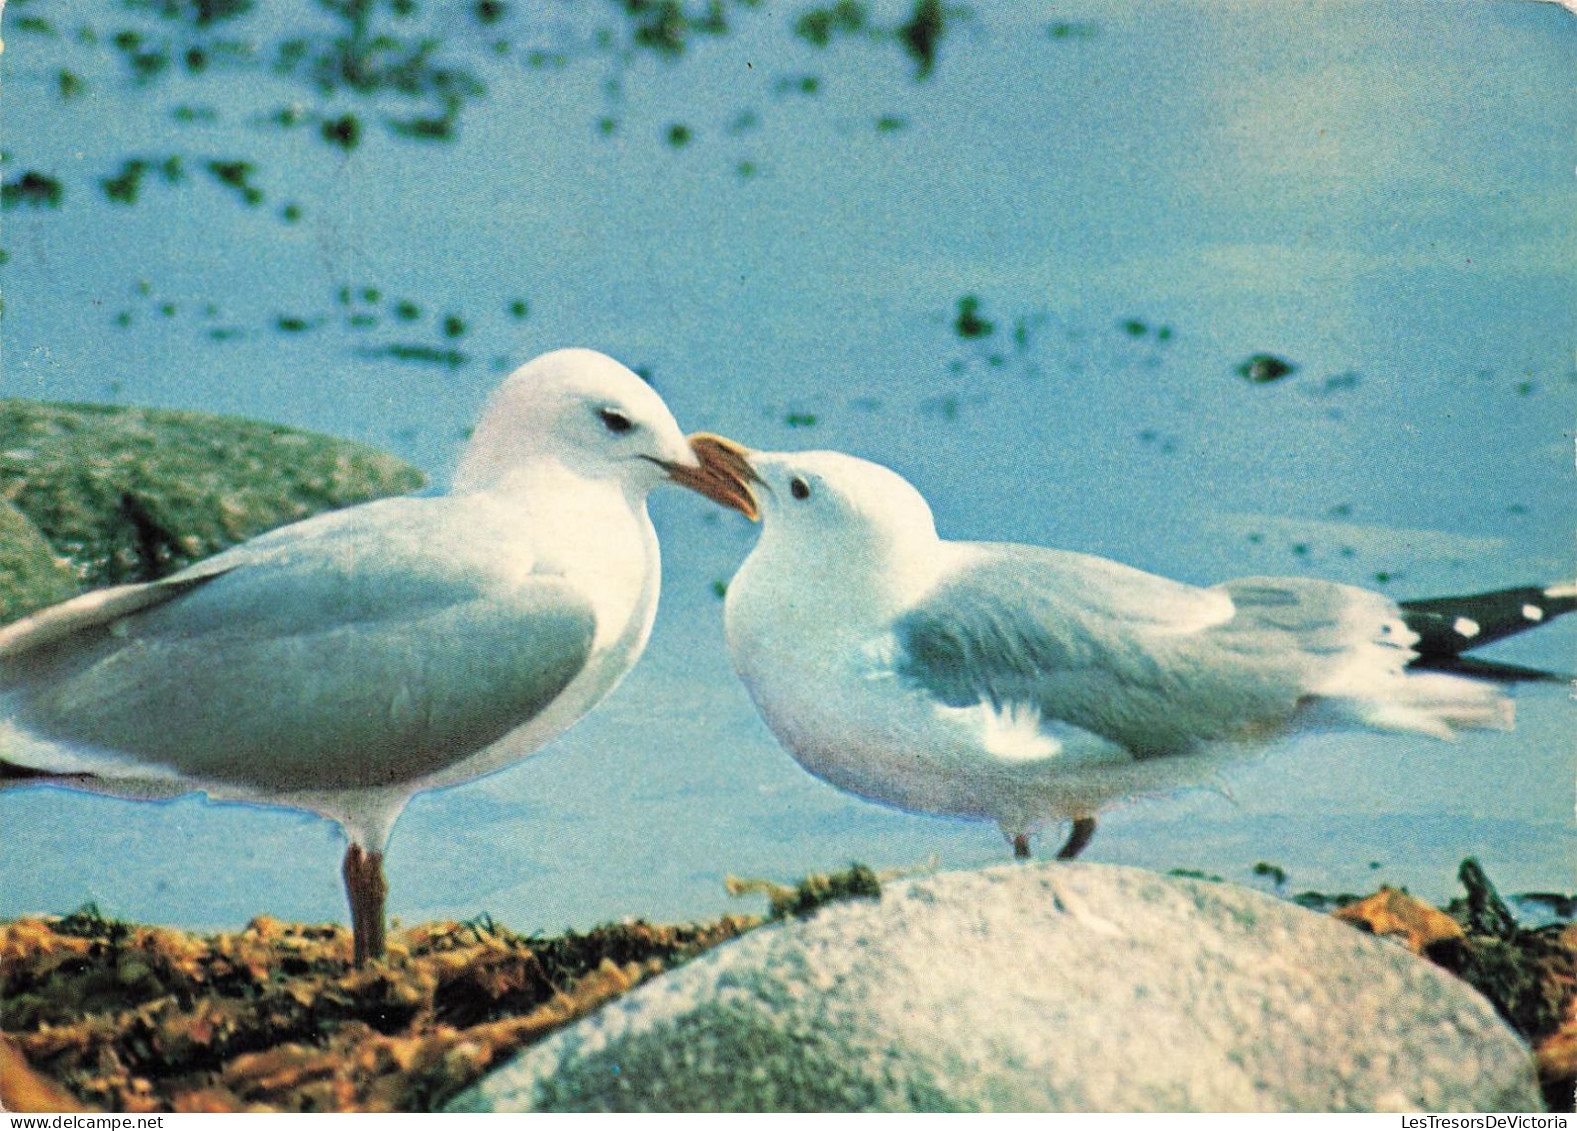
[
  {"xmin": 2, "ymin": 495, "xmax": 598, "ymax": 790},
  {"xmin": 895, "ymin": 544, "xmax": 1232, "ymax": 710},
  {"xmin": 893, "ymin": 548, "xmax": 1432, "ymax": 756}
]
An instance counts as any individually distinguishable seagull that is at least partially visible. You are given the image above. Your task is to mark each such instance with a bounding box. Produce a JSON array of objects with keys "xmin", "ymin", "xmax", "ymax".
[
  {"xmin": 0, "ymin": 349, "xmax": 754, "ymax": 963},
  {"xmin": 694, "ymin": 439, "xmax": 1573, "ymax": 861}
]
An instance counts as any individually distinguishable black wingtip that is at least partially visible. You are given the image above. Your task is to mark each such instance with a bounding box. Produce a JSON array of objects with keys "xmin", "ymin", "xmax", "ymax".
[
  {"xmin": 1400, "ymin": 583, "xmax": 1576, "ymax": 658},
  {"xmin": 0, "ymin": 759, "xmax": 80, "ymax": 786},
  {"xmin": 1407, "ymin": 653, "xmax": 1572, "ymax": 684}
]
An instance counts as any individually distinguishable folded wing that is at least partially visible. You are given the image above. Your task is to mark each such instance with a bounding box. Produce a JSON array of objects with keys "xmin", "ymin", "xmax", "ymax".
[
  {"xmin": 894, "ymin": 546, "xmax": 1508, "ymax": 758},
  {"xmin": 1, "ymin": 496, "xmax": 598, "ymax": 791}
]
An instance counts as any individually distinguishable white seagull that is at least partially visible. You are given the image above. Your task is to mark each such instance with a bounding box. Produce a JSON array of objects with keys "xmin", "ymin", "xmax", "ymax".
[
  {"xmin": 697, "ymin": 440, "xmax": 1572, "ymax": 861},
  {"xmin": 0, "ymin": 349, "xmax": 753, "ymax": 963}
]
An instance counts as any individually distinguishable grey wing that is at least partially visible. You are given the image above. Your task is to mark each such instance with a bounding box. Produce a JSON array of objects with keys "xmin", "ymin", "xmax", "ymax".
[
  {"xmin": 1217, "ymin": 578, "xmax": 1511, "ymax": 737},
  {"xmin": 895, "ymin": 552, "xmax": 1444, "ymax": 757},
  {"xmin": 1, "ymin": 497, "xmax": 598, "ymax": 790},
  {"xmin": 1210, "ymin": 575, "xmax": 1416, "ymax": 681},
  {"xmin": 893, "ymin": 545, "xmax": 1237, "ymax": 755}
]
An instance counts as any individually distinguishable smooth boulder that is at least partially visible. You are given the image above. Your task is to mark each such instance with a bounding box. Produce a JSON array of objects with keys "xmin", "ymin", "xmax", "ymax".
[{"xmin": 450, "ymin": 863, "xmax": 1540, "ymax": 1113}]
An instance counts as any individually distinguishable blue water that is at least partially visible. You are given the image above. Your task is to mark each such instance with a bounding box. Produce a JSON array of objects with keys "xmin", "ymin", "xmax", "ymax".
[{"xmin": 2, "ymin": 2, "xmax": 1572, "ymax": 931}]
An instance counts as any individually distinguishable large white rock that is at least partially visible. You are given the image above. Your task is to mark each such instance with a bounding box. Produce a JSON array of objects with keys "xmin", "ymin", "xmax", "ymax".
[{"xmin": 449, "ymin": 863, "xmax": 1540, "ymax": 1112}]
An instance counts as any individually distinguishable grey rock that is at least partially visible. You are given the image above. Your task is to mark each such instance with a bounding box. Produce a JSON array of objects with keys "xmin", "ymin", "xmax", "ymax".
[
  {"xmin": 0, "ymin": 399, "xmax": 424, "ymax": 601},
  {"xmin": 450, "ymin": 863, "xmax": 1540, "ymax": 1113},
  {"xmin": 0, "ymin": 498, "xmax": 80, "ymax": 622}
]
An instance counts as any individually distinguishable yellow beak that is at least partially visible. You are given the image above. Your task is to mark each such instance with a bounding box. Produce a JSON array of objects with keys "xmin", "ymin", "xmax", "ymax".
[{"xmin": 667, "ymin": 432, "xmax": 760, "ymax": 521}]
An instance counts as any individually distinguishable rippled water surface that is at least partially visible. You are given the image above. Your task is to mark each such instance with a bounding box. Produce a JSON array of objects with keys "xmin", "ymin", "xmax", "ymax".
[{"xmin": 2, "ymin": 2, "xmax": 1572, "ymax": 930}]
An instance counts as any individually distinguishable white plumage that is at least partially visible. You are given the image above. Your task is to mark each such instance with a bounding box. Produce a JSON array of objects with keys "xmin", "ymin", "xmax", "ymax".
[
  {"xmin": 714, "ymin": 446, "xmax": 1515, "ymax": 859},
  {"xmin": 0, "ymin": 348, "xmax": 749, "ymax": 961}
]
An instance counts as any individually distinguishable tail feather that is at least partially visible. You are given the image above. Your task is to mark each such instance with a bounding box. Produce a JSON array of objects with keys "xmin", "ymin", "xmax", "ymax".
[
  {"xmin": 1304, "ymin": 672, "xmax": 1515, "ymax": 740},
  {"xmin": 1400, "ymin": 582, "xmax": 1576, "ymax": 658}
]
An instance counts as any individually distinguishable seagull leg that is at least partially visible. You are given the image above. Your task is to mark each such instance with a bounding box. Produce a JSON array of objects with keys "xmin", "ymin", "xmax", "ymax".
[
  {"xmin": 1012, "ymin": 833, "xmax": 1032, "ymax": 859},
  {"xmin": 342, "ymin": 844, "xmax": 387, "ymax": 965},
  {"xmin": 1055, "ymin": 815, "xmax": 1097, "ymax": 860}
]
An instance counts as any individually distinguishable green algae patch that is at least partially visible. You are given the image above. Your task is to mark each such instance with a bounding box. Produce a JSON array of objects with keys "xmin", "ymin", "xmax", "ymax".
[
  {"xmin": 0, "ymin": 498, "xmax": 81, "ymax": 622},
  {"xmin": 0, "ymin": 400, "xmax": 425, "ymax": 598}
]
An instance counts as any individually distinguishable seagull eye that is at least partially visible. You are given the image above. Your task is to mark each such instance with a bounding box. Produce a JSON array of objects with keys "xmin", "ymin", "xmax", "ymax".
[
  {"xmin": 790, "ymin": 476, "xmax": 811, "ymax": 501},
  {"xmin": 598, "ymin": 408, "xmax": 634, "ymax": 435}
]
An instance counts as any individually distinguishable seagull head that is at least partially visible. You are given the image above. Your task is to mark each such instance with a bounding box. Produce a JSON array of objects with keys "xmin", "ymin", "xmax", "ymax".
[
  {"xmin": 712, "ymin": 445, "xmax": 939, "ymax": 566},
  {"xmin": 452, "ymin": 348, "xmax": 752, "ymax": 514}
]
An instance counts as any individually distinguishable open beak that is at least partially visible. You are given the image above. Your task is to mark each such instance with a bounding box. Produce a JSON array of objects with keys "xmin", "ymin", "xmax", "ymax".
[{"xmin": 666, "ymin": 432, "xmax": 760, "ymax": 520}]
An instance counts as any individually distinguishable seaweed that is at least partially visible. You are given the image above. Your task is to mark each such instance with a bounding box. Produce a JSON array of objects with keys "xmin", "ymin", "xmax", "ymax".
[{"xmin": 728, "ymin": 863, "xmax": 884, "ymax": 920}]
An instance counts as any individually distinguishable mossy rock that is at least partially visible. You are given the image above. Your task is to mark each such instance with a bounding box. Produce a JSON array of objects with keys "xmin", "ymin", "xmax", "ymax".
[
  {"xmin": 0, "ymin": 400, "xmax": 425, "ymax": 597},
  {"xmin": 0, "ymin": 498, "xmax": 81, "ymax": 623}
]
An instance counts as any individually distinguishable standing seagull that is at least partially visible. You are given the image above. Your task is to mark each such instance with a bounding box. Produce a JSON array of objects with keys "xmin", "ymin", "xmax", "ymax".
[
  {"xmin": 697, "ymin": 440, "xmax": 1572, "ymax": 861},
  {"xmin": 0, "ymin": 349, "xmax": 753, "ymax": 963}
]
